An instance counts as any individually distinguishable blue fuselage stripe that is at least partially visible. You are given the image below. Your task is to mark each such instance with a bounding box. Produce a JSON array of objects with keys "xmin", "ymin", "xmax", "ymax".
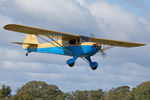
[{"xmin": 24, "ymin": 45, "xmax": 99, "ymax": 57}]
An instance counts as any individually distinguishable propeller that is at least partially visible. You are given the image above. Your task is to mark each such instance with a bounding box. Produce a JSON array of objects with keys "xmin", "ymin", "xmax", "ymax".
[
  {"xmin": 95, "ymin": 43, "xmax": 106, "ymax": 57},
  {"xmin": 90, "ymin": 34, "xmax": 106, "ymax": 57}
]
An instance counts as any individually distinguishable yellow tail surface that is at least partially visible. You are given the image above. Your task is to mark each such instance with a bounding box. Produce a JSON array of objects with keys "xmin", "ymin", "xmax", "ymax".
[
  {"xmin": 22, "ymin": 34, "xmax": 39, "ymax": 49},
  {"xmin": 13, "ymin": 34, "xmax": 39, "ymax": 49},
  {"xmin": 12, "ymin": 34, "xmax": 39, "ymax": 49},
  {"xmin": 13, "ymin": 34, "xmax": 62, "ymax": 49}
]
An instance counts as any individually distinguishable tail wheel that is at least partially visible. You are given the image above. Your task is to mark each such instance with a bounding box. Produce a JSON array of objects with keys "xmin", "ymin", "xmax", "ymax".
[
  {"xmin": 26, "ymin": 52, "xmax": 30, "ymax": 56},
  {"xmin": 26, "ymin": 53, "xmax": 28, "ymax": 56}
]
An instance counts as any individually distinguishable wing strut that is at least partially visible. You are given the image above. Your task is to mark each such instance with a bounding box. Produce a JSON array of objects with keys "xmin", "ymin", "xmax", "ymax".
[
  {"xmin": 37, "ymin": 35, "xmax": 73, "ymax": 56},
  {"xmin": 37, "ymin": 35, "xmax": 61, "ymax": 48},
  {"xmin": 81, "ymin": 57, "xmax": 89, "ymax": 64}
]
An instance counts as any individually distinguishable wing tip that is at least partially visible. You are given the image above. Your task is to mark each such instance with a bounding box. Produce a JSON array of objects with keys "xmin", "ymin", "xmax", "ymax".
[
  {"xmin": 3, "ymin": 24, "xmax": 21, "ymax": 30},
  {"xmin": 131, "ymin": 43, "xmax": 146, "ymax": 48},
  {"xmin": 3, "ymin": 24, "xmax": 9, "ymax": 30},
  {"xmin": 3, "ymin": 24, "xmax": 15, "ymax": 30},
  {"xmin": 141, "ymin": 43, "xmax": 146, "ymax": 46}
]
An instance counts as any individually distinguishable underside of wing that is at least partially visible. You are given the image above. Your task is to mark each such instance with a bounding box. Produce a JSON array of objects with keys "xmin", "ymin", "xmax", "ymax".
[
  {"xmin": 90, "ymin": 37, "xmax": 146, "ymax": 47},
  {"xmin": 4, "ymin": 24, "xmax": 79, "ymax": 40}
]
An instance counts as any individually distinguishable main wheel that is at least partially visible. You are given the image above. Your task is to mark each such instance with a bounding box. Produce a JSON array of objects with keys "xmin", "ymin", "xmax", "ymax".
[
  {"xmin": 68, "ymin": 63, "xmax": 74, "ymax": 67},
  {"xmin": 90, "ymin": 62, "xmax": 98, "ymax": 70},
  {"xmin": 91, "ymin": 66, "xmax": 97, "ymax": 70},
  {"xmin": 67, "ymin": 58, "xmax": 75, "ymax": 67}
]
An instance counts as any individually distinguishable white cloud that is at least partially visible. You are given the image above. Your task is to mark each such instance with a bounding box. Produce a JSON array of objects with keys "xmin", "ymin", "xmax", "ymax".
[
  {"xmin": 89, "ymin": 1, "xmax": 150, "ymax": 42},
  {"xmin": 0, "ymin": 61, "xmax": 44, "ymax": 72},
  {"xmin": 0, "ymin": 15, "xmax": 13, "ymax": 31},
  {"xmin": 0, "ymin": 14, "xmax": 25, "ymax": 47},
  {"xmin": 15, "ymin": 0, "xmax": 83, "ymax": 22},
  {"xmin": 14, "ymin": 0, "xmax": 99, "ymax": 34},
  {"xmin": 122, "ymin": 62, "xmax": 150, "ymax": 77},
  {"xmin": 0, "ymin": 0, "xmax": 6, "ymax": 5}
]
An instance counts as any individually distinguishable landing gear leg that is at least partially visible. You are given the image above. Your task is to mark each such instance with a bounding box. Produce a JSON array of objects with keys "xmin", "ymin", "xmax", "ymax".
[
  {"xmin": 26, "ymin": 52, "xmax": 30, "ymax": 56},
  {"xmin": 67, "ymin": 56, "xmax": 78, "ymax": 67},
  {"xmin": 85, "ymin": 56, "xmax": 98, "ymax": 70}
]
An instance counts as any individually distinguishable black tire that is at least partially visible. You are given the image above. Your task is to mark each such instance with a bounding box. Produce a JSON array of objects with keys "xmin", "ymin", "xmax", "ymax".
[
  {"xmin": 68, "ymin": 63, "xmax": 74, "ymax": 67},
  {"xmin": 26, "ymin": 53, "xmax": 28, "ymax": 56},
  {"xmin": 91, "ymin": 66, "xmax": 97, "ymax": 70}
]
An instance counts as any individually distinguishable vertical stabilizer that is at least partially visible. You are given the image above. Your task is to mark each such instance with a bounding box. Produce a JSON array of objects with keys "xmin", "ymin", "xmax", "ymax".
[{"xmin": 23, "ymin": 34, "xmax": 39, "ymax": 49}]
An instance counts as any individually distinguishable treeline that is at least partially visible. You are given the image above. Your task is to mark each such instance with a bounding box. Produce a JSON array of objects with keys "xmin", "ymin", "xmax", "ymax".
[{"xmin": 0, "ymin": 81, "xmax": 150, "ymax": 100}]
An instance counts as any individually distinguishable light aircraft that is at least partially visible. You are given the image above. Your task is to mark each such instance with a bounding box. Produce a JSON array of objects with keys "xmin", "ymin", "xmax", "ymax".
[{"xmin": 3, "ymin": 24, "xmax": 146, "ymax": 70}]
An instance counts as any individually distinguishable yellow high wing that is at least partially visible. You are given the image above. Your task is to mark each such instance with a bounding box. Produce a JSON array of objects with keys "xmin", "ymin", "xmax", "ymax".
[
  {"xmin": 4, "ymin": 24, "xmax": 78, "ymax": 40},
  {"xmin": 4, "ymin": 24, "xmax": 146, "ymax": 47},
  {"xmin": 90, "ymin": 37, "xmax": 146, "ymax": 48}
]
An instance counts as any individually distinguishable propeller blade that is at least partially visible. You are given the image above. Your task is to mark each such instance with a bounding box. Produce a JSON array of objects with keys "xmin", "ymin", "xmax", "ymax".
[{"xmin": 96, "ymin": 43, "xmax": 106, "ymax": 57}]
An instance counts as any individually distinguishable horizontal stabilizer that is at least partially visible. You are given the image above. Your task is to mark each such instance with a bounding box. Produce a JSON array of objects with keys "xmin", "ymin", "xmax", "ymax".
[{"xmin": 12, "ymin": 42, "xmax": 38, "ymax": 45}]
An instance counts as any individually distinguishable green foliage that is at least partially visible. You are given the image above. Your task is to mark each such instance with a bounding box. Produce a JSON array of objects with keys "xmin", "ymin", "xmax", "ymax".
[
  {"xmin": 126, "ymin": 81, "xmax": 150, "ymax": 100},
  {"xmin": 103, "ymin": 86, "xmax": 130, "ymax": 100},
  {"xmin": 64, "ymin": 89, "xmax": 103, "ymax": 100},
  {"xmin": 56, "ymin": 93, "xmax": 65, "ymax": 100},
  {"xmin": 73, "ymin": 90, "xmax": 89, "ymax": 100},
  {"xmin": 1, "ymin": 81, "xmax": 150, "ymax": 100},
  {"xmin": 14, "ymin": 80, "xmax": 62, "ymax": 100},
  {"xmin": 0, "ymin": 85, "xmax": 11, "ymax": 99},
  {"xmin": 11, "ymin": 94, "xmax": 34, "ymax": 100},
  {"xmin": 89, "ymin": 89, "xmax": 103, "ymax": 100},
  {"xmin": 64, "ymin": 92, "xmax": 74, "ymax": 100}
]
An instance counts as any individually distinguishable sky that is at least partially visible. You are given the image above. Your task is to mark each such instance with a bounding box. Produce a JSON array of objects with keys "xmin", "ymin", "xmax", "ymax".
[{"xmin": 0, "ymin": 0, "xmax": 150, "ymax": 94}]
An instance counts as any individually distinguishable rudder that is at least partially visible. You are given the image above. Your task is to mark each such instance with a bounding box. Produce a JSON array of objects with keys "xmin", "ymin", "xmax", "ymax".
[{"xmin": 23, "ymin": 34, "xmax": 39, "ymax": 49}]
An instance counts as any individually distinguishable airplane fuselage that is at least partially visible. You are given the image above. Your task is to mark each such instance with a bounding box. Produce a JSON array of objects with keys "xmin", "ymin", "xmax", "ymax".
[
  {"xmin": 24, "ymin": 42, "xmax": 100, "ymax": 70},
  {"xmin": 25, "ymin": 42, "xmax": 99, "ymax": 57}
]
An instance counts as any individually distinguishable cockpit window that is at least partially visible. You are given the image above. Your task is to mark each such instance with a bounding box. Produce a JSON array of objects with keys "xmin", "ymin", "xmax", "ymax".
[
  {"xmin": 69, "ymin": 39, "xmax": 76, "ymax": 45},
  {"xmin": 79, "ymin": 35, "xmax": 90, "ymax": 43}
]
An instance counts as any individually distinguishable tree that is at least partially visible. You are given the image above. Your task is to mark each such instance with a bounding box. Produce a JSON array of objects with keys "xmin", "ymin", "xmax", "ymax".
[
  {"xmin": 0, "ymin": 85, "xmax": 11, "ymax": 99},
  {"xmin": 1, "ymin": 80, "xmax": 150, "ymax": 100},
  {"xmin": 73, "ymin": 90, "xmax": 89, "ymax": 100},
  {"xmin": 65, "ymin": 89, "xmax": 103, "ymax": 100},
  {"xmin": 56, "ymin": 93, "xmax": 65, "ymax": 100},
  {"xmin": 89, "ymin": 89, "xmax": 103, "ymax": 100},
  {"xmin": 126, "ymin": 81, "xmax": 150, "ymax": 100},
  {"xmin": 125, "ymin": 88, "xmax": 136, "ymax": 100},
  {"xmin": 42, "ymin": 84, "xmax": 62, "ymax": 100},
  {"xmin": 64, "ymin": 92, "xmax": 75, "ymax": 100},
  {"xmin": 103, "ymin": 86, "xmax": 130, "ymax": 100},
  {"xmin": 14, "ymin": 81, "xmax": 62, "ymax": 100},
  {"xmin": 11, "ymin": 94, "xmax": 34, "ymax": 100}
]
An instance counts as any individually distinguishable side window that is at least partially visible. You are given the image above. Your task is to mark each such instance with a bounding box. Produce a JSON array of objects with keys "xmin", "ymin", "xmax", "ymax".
[
  {"xmin": 69, "ymin": 39, "xmax": 76, "ymax": 45},
  {"xmin": 62, "ymin": 40, "xmax": 69, "ymax": 45}
]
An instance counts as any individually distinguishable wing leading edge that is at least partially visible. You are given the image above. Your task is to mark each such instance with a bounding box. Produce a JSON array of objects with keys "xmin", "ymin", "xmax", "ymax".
[
  {"xmin": 90, "ymin": 37, "xmax": 146, "ymax": 48},
  {"xmin": 4, "ymin": 24, "xmax": 79, "ymax": 40},
  {"xmin": 4, "ymin": 24, "xmax": 146, "ymax": 48}
]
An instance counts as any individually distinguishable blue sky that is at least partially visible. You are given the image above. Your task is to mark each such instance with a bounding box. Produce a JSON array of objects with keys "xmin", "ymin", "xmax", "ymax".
[
  {"xmin": 107, "ymin": 0, "xmax": 150, "ymax": 16},
  {"xmin": 0, "ymin": 0, "xmax": 150, "ymax": 94}
]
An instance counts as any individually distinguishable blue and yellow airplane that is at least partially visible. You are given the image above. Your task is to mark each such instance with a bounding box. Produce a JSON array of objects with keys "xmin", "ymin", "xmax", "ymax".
[{"xmin": 3, "ymin": 24, "xmax": 146, "ymax": 70}]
